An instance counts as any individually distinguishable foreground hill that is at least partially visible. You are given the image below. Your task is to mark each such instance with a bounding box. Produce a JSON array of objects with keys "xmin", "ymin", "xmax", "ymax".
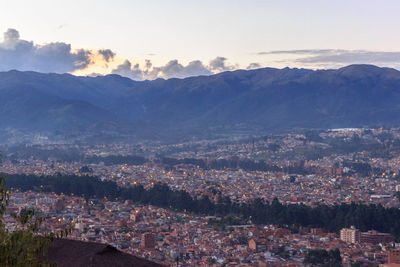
[
  {"xmin": 1, "ymin": 64, "xmax": 400, "ymax": 140},
  {"xmin": 48, "ymin": 239, "xmax": 162, "ymax": 267}
]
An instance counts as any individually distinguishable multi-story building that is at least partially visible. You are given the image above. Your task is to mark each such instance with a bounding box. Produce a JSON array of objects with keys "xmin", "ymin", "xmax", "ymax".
[
  {"xmin": 340, "ymin": 227, "xmax": 360, "ymax": 243},
  {"xmin": 141, "ymin": 233, "xmax": 155, "ymax": 249},
  {"xmin": 388, "ymin": 250, "xmax": 400, "ymax": 264},
  {"xmin": 248, "ymin": 239, "xmax": 268, "ymax": 252},
  {"xmin": 311, "ymin": 228, "xmax": 323, "ymax": 235},
  {"xmin": 395, "ymin": 185, "xmax": 400, "ymax": 192},
  {"xmin": 360, "ymin": 230, "xmax": 394, "ymax": 244}
]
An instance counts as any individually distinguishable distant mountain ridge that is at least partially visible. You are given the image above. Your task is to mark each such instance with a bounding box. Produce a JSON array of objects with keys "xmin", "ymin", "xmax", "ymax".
[{"xmin": 1, "ymin": 65, "xmax": 400, "ymax": 141}]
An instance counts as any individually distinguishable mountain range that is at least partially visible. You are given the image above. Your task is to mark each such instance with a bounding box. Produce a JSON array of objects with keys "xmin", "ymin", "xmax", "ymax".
[{"xmin": 1, "ymin": 64, "xmax": 400, "ymax": 141}]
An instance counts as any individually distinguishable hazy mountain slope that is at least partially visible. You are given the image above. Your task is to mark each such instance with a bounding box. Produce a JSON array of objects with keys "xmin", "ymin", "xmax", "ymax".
[
  {"xmin": 1, "ymin": 65, "xmax": 400, "ymax": 138},
  {"xmin": 0, "ymin": 79, "xmax": 119, "ymax": 131},
  {"xmin": 123, "ymin": 65, "xmax": 400, "ymax": 131}
]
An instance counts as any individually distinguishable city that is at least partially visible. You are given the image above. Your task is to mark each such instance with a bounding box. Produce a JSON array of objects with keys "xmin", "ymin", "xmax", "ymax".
[
  {"xmin": 1, "ymin": 128, "xmax": 400, "ymax": 265},
  {"xmin": 2, "ymin": 1, "xmax": 400, "ymax": 266}
]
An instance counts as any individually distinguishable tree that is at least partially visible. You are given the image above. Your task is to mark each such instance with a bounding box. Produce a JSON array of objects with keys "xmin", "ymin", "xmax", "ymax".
[
  {"xmin": 0, "ymin": 155, "xmax": 71, "ymax": 266},
  {"xmin": 304, "ymin": 249, "xmax": 342, "ymax": 267}
]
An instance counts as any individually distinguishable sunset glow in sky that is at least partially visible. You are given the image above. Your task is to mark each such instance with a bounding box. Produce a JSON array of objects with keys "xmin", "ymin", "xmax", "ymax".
[{"xmin": 1, "ymin": 0, "xmax": 400, "ymax": 79}]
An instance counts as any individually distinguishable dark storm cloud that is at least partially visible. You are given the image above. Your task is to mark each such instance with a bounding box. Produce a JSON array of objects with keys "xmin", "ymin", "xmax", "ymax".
[{"xmin": 0, "ymin": 28, "xmax": 93, "ymax": 73}]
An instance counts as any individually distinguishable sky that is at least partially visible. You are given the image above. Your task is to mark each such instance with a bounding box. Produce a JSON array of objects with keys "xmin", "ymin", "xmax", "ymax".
[{"xmin": 1, "ymin": 0, "xmax": 400, "ymax": 80}]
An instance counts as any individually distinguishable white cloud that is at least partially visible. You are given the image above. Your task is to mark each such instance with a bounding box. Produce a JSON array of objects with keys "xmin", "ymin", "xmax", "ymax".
[
  {"xmin": 209, "ymin": 56, "xmax": 235, "ymax": 72},
  {"xmin": 111, "ymin": 57, "xmax": 237, "ymax": 80},
  {"xmin": 150, "ymin": 60, "xmax": 212, "ymax": 79},
  {"xmin": 0, "ymin": 28, "xmax": 246, "ymax": 79},
  {"xmin": 111, "ymin": 60, "xmax": 144, "ymax": 80}
]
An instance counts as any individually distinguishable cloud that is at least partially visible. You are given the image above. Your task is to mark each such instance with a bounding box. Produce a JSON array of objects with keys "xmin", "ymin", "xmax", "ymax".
[
  {"xmin": 55, "ymin": 24, "xmax": 67, "ymax": 31},
  {"xmin": 98, "ymin": 49, "xmax": 115, "ymax": 62},
  {"xmin": 3, "ymin": 28, "xmax": 20, "ymax": 45},
  {"xmin": 111, "ymin": 60, "xmax": 144, "ymax": 80},
  {"xmin": 0, "ymin": 28, "xmax": 243, "ymax": 79},
  {"xmin": 87, "ymin": 72, "xmax": 104, "ymax": 77},
  {"xmin": 209, "ymin": 56, "xmax": 236, "ymax": 72},
  {"xmin": 296, "ymin": 50, "xmax": 400, "ymax": 64},
  {"xmin": 0, "ymin": 28, "xmax": 93, "ymax": 73},
  {"xmin": 258, "ymin": 49, "xmax": 400, "ymax": 67},
  {"xmin": 257, "ymin": 49, "xmax": 344, "ymax": 55},
  {"xmin": 112, "ymin": 59, "xmax": 215, "ymax": 80},
  {"xmin": 247, "ymin": 63, "xmax": 261, "ymax": 69},
  {"xmin": 144, "ymin": 59, "xmax": 152, "ymax": 69},
  {"xmin": 152, "ymin": 60, "xmax": 212, "ymax": 79}
]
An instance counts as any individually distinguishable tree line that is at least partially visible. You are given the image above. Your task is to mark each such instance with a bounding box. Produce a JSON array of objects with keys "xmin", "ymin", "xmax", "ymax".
[
  {"xmin": 304, "ymin": 249, "xmax": 342, "ymax": 267},
  {"xmin": 0, "ymin": 173, "xmax": 72, "ymax": 266},
  {"xmin": 4, "ymin": 173, "xmax": 400, "ymax": 239}
]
